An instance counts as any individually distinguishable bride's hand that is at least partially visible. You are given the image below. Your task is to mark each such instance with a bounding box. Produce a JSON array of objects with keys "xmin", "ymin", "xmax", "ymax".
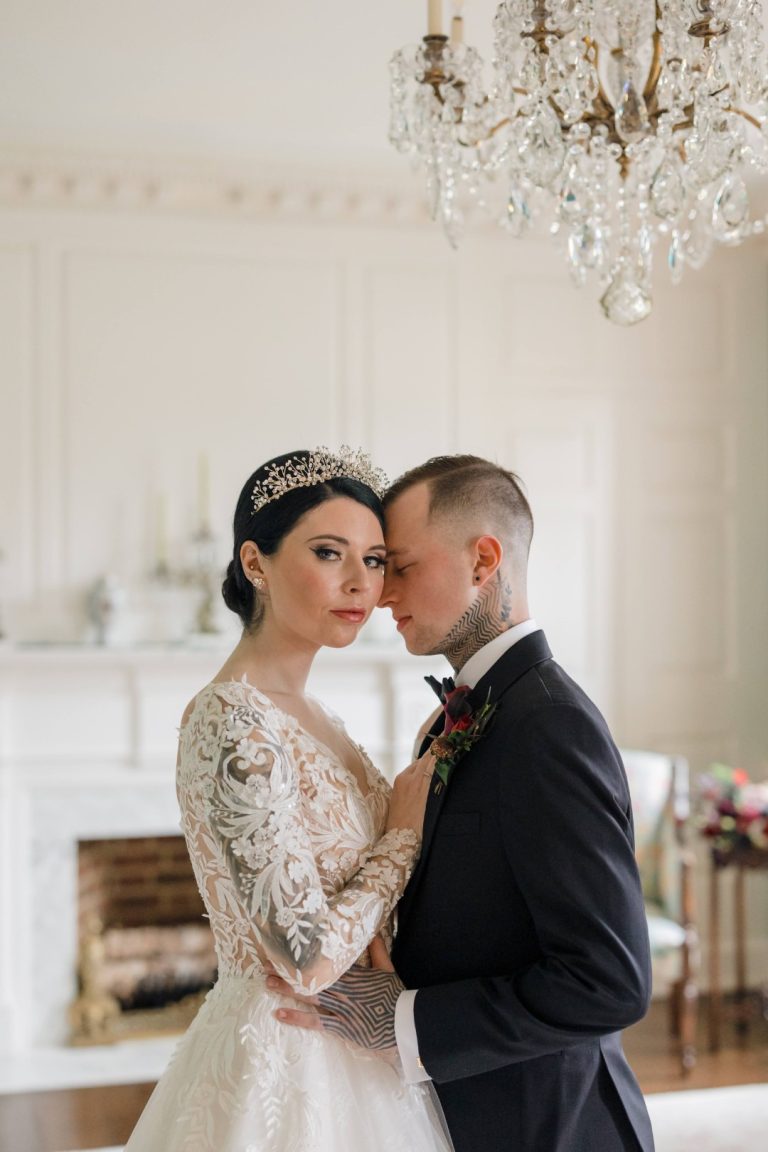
[
  {"xmin": 368, "ymin": 933, "xmax": 395, "ymax": 972},
  {"xmin": 385, "ymin": 747, "xmax": 436, "ymax": 838},
  {"xmin": 269, "ymin": 944, "xmax": 405, "ymax": 1061}
]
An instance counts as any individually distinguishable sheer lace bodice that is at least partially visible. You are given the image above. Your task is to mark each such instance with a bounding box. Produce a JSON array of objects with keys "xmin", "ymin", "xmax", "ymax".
[
  {"xmin": 125, "ymin": 677, "xmax": 450, "ymax": 1152},
  {"xmin": 177, "ymin": 677, "xmax": 421, "ymax": 995}
]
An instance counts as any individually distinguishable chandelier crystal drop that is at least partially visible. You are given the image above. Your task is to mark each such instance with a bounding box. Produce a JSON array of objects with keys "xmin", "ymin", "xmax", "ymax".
[{"xmin": 389, "ymin": 1, "xmax": 768, "ymax": 324}]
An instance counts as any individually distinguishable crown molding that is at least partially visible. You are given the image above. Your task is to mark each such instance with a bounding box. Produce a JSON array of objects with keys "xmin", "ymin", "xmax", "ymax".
[{"xmin": 0, "ymin": 150, "xmax": 433, "ymax": 227}]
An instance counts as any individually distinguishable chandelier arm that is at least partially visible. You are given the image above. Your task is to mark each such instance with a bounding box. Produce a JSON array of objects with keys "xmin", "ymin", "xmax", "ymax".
[
  {"xmin": 426, "ymin": 76, "xmax": 459, "ymax": 102},
  {"xmin": 530, "ymin": 9, "xmax": 563, "ymax": 50},
  {"xmin": 421, "ymin": 77, "xmax": 511, "ymax": 145},
  {"xmin": 671, "ymin": 113, "xmax": 695, "ymax": 134},
  {"xmin": 418, "ymin": 43, "xmax": 520, "ymax": 147},
  {"xmin": 726, "ymin": 106, "xmax": 762, "ymax": 132},
  {"xmin": 689, "ymin": 20, "xmax": 730, "ymax": 42},
  {"xmin": 643, "ymin": 3, "xmax": 665, "ymax": 109},
  {"xmin": 666, "ymin": 100, "xmax": 762, "ymax": 136},
  {"xmin": 465, "ymin": 115, "xmax": 511, "ymax": 145}
]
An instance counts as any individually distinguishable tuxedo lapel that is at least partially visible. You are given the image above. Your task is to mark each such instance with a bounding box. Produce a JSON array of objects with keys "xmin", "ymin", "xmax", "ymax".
[
  {"xmin": 417, "ymin": 711, "xmax": 445, "ymax": 758},
  {"xmin": 398, "ymin": 630, "xmax": 553, "ymax": 927},
  {"xmin": 401, "ymin": 712, "xmax": 448, "ymax": 905}
]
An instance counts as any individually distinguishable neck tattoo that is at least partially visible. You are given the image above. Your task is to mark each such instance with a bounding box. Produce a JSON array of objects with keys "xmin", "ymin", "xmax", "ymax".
[{"xmin": 431, "ymin": 573, "xmax": 514, "ymax": 672}]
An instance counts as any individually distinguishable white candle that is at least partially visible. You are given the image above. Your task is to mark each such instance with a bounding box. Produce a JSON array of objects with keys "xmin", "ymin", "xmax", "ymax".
[
  {"xmin": 450, "ymin": 15, "xmax": 464, "ymax": 44},
  {"xmin": 198, "ymin": 453, "xmax": 210, "ymax": 531},
  {"xmin": 428, "ymin": 0, "xmax": 443, "ymax": 36}
]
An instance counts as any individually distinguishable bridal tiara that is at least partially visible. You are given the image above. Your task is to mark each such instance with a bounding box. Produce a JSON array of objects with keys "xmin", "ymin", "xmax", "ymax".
[{"xmin": 251, "ymin": 446, "xmax": 389, "ymax": 515}]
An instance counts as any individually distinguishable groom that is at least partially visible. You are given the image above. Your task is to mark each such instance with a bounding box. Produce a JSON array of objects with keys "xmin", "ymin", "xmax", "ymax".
[{"xmin": 272, "ymin": 455, "xmax": 655, "ymax": 1152}]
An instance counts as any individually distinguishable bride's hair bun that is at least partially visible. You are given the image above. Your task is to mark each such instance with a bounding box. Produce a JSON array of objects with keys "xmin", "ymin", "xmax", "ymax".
[
  {"xmin": 223, "ymin": 450, "xmax": 385, "ymax": 634},
  {"xmin": 221, "ymin": 558, "xmax": 254, "ymax": 626}
]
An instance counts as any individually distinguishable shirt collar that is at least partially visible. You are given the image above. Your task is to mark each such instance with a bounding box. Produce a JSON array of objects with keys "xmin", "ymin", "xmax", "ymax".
[{"xmin": 457, "ymin": 619, "xmax": 541, "ymax": 688}]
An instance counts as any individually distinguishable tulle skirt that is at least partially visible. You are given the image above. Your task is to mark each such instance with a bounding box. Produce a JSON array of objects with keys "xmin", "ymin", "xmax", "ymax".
[{"xmin": 124, "ymin": 973, "xmax": 452, "ymax": 1152}]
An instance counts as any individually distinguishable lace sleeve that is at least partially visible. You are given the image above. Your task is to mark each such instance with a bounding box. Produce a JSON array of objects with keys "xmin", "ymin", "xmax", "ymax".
[{"xmin": 209, "ymin": 697, "xmax": 420, "ymax": 995}]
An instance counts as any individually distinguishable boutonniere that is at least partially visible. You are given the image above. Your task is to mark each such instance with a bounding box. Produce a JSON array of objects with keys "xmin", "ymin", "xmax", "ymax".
[{"xmin": 424, "ymin": 676, "xmax": 497, "ymax": 793}]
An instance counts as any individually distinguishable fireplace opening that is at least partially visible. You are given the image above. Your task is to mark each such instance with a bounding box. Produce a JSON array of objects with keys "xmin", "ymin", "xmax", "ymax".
[{"xmin": 72, "ymin": 835, "xmax": 217, "ymax": 1044}]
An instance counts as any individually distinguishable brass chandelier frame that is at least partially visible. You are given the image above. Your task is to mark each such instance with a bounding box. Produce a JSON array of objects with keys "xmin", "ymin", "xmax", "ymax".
[{"xmin": 418, "ymin": 2, "xmax": 760, "ymax": 179}]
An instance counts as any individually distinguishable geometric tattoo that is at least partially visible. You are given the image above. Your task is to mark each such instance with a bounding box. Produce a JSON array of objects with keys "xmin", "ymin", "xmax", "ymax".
[
  {"xmin": 315, "ymin": 964, "xmax": 404, "ymax": 1053},
  {"xmin": 431, "ymin": 571, "xmax": 514, "ymax": 671}
]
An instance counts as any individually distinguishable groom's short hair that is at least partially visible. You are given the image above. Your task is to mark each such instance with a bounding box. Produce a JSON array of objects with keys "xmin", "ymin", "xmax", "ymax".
[{"xmin": 384, "ymin": 455, "xmax": 533, "ymax": 560}]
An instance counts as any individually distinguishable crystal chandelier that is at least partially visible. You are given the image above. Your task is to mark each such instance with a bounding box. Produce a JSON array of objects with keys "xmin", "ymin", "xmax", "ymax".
[{"xmin": 390, "ymin": 2, "xmax": 768, "ymax": 324}]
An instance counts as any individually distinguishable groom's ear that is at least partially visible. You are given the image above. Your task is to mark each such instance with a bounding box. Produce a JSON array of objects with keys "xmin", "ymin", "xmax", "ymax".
[{"xmin": 471, "ymin": 535, "xmax": 503, "ymax": 587}]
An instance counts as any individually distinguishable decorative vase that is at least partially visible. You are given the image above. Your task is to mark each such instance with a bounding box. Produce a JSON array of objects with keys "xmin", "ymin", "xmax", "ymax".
[{"xmin": 87, "ymin": 574, "xmax": 125, "ymax": 646}]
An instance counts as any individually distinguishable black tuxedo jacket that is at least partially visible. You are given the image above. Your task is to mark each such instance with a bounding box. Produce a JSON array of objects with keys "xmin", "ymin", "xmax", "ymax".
[{"xmin": 392, "ymin": 631, "xmax": 654, "ymax": 1152}]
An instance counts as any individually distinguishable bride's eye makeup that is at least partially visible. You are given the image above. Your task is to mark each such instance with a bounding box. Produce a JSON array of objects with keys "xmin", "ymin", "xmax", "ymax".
[
  {"xmin": 311, "ymin": 546, "xmax": 342, "ymax": 561},
  {"xmin": 311, "ymin": 546, "xmax": 386, "ymax": 570}
]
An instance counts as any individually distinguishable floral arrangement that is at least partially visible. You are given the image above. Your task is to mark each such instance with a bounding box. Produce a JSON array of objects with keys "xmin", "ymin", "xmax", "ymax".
[
  {"xmin": 697, "ymin": 763, "xmax": 768, "ymax": 852},
  {"xmin": 424, "ymin": 677, "xmax": 497, "ymax": 793}
]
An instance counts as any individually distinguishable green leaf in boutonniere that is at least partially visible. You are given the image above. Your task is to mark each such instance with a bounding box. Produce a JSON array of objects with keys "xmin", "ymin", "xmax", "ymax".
[{"xmin": 429, "ymin": 689, "xmax": 497, "ymax": 792}]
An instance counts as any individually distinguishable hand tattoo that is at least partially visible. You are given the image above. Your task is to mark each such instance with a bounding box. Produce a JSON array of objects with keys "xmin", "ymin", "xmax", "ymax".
[
  {"xmin": 315, "ymin": 963, "xmax": 404, "ymax": 1053},
  {"xmin": 431, "ymin": 571, "xmax": 515, "ymax": 671}
]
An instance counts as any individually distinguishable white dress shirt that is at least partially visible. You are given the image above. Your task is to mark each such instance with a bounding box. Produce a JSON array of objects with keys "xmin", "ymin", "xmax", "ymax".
[{"xmin": 394, "ymin": 618, "xmax": 540, "ymax": 1082}]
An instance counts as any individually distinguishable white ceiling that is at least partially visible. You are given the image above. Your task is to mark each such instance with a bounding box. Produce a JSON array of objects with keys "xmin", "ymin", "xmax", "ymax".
[{"xmin": 0, "ymin": 1, "xmax": 498, "ymax": 171}]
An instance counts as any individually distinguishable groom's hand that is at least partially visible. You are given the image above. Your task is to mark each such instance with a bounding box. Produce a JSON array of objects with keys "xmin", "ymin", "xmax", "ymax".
[{"xmin": 267, "ymin": 936, "xmax": 404, "ymax": 1057}]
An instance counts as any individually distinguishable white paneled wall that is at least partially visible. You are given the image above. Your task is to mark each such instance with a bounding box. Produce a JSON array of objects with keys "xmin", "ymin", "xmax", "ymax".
[
  {"xmin": 0, "ymin": 179, "xmax": 765, "ymax": 751},
  {"xmin": 505, "ymin": 394, "xmax": 613, "ymax": 705},
  {"xmin": 0, "ymin": 244, "xmax": 36, "ymax": 599},
  {"xmin": 0, "ymin": 166, "xmax": 767, "ymax": 994}
]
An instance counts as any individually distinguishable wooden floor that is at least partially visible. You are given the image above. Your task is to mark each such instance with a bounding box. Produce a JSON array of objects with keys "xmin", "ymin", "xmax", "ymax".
[
  {"xmin": 1, "ymin": 996, "xmax": 766, "ymax": 1152},
  {"xmin": 624, "ymin": 992, "xmax": 768, "ymax": 1095}
]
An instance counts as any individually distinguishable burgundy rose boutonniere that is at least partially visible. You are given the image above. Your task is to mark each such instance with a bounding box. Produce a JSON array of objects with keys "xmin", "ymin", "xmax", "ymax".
[{"xmin": 424, "ymin": 677, "xmax": 498, "ymax": 793}]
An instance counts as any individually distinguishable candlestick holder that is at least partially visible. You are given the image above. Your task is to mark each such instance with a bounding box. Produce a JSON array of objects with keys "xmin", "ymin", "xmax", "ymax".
[
  {"xmin": 86, "ymin": 574, "xmax": 126, "ymax": 646},
  {"xmin": 149, "ymin": 559, "xmax": 172, "ymax": 585},
  {"xmin": 189, "ymin": 524, "xmax": 224, "ymax": 635}
]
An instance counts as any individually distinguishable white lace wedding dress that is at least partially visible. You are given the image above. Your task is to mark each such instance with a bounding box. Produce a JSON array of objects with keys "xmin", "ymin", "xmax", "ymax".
[{"xmin": 124, "ymin": 678, "xmax": 451, "ymax": 1152}]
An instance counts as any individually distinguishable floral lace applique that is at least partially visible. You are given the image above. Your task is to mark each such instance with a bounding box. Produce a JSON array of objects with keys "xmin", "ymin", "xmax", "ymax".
[
  {"xmin": 177, "ymin": 679, "xmax": 420, "ymax": 995},
  {"xmin": 124, "ymin": 680, "xmax": 450, "ymax": 1152}
]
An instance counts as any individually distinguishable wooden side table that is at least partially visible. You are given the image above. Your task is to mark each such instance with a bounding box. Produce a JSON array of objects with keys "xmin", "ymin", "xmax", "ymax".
[{"xmin": 708, "ymin": 842, "xmax": 768, "ymax": 1051}]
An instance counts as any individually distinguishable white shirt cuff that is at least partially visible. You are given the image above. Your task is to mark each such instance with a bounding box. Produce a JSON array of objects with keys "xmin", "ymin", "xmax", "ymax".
[{"xmin": 395, "ymin": 989, "xmax": 431, "ymax": 1083}]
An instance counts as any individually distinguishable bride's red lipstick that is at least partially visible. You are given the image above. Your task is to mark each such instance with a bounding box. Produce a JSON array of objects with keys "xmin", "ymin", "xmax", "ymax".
[{"xmin": 331, "ymin": 610, "xmax": 366, "ymax": 622}]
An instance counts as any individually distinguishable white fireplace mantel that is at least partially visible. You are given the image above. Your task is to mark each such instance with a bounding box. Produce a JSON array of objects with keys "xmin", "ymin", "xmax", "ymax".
[{"xmin": 0, "ymin": 640, "xmax": 446, "ymax": 1052}]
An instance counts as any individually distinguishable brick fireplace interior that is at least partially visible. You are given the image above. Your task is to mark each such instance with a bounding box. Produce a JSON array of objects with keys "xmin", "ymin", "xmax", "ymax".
[{"xmin": 74, "ymin": 835, "xmax": 217, "ymax": 1037}]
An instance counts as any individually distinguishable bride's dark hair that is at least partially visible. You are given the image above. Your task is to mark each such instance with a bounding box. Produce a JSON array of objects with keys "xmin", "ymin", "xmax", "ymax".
[{"xmin": 221, "ymin": 450, "xmax": 385, "ymax": 632}]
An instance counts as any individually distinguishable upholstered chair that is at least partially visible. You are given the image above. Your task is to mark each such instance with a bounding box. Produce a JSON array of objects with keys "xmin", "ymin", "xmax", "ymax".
[{"xmin": 620, "ymin": 749, "xmax": 700, "ymax": 1073}]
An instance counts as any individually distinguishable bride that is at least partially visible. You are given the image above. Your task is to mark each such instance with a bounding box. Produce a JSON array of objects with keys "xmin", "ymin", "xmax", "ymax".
[{"xmin": 124, "ymin": 448, "xmax": 451, "ymax": 1152}]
